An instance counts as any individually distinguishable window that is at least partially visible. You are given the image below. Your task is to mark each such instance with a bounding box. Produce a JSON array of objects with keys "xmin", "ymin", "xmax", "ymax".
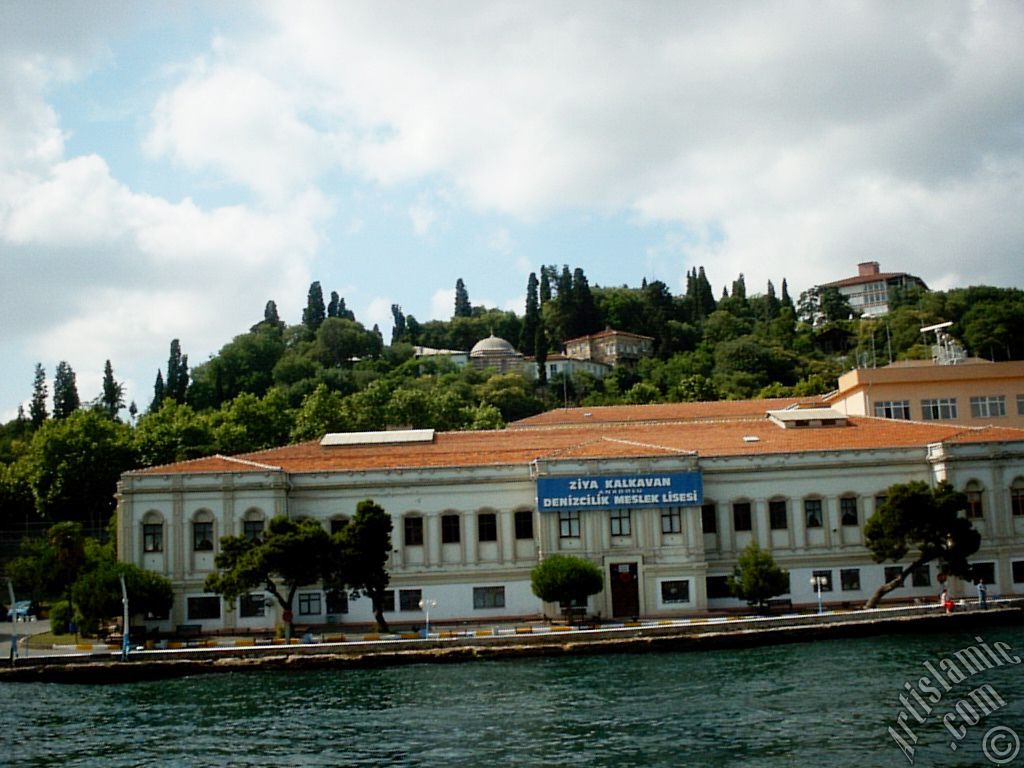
[
  {"xmin": 243, "ymin": 520, "xmax": 264, "ymax": 542},
  {"xmin": 404, "ymin": 516, "xmax": 423, "ymax": 546},
  {"xmin": 884, "ymin": 566, "xmax": 904, "ymax": 584},
  {"xmin": 380, "ymin": 590, "xmax": 396, "ymax": 612},
  {"xmin": 661, "ymin": 580, "xmax": 690, "ymax": 604},
  {"xmin": 840, "ymin": 569, "xmax": 861, "ymax": 591},
  {"xmin": 921, "ymin": 398, "xmax": 957, "ymax": 420},
  {"xmin": 477, "ymin": 513, "xmax": 498, "ymax": 542},
  {"xmin": 701, "ymin": 503, "xmax": 717, "ymax": 534},
  {"xmin": 911, "ymin": 565, "xmax": 931, "ymax": 587},
  {"xmin": 1013, "ymin": 561, "xmax": 1024, "ymax": 584},
  {"xmin": 298, "ymin": 592, "xmax": 322, "ymax": 616},
  {"xmin": 970, "ymin": 395, "xmax": 1006, "ymax": 419},
  {"xmin": 559, "ymin": 510, "xmax": 580, "ymax": 538},
  {"xmin": 193, "ymin": 521, "xmax": 214, "ymax": 551},
  {"xmin": 840, "ymin": 496, "xmax": 858, "ymax": 526},
  {"xmin": 187, "ymin": 596, "xmax": 220, "ymax": 621},
  {"xmin": 143, "ymin": 523, "xmax": 163, "ymax": 553},
  {"xmin": 971, "ymin": 562, "xmax": 996, "ymax": 584},
  {"xmin": 1018, "ymin": 394, "xmax": 1024, "ymax": 416},
  {"xmin": 610, "ymin": 509, "xmax": 632, "ymax": 537},
  {"xmin": 965, "ymin": 482, "xmax": 984, "ymax": 519},
  {"xmin": 875, "ymin": 494, "xmax": 888, "ymax": 512},
  {"xmin": 330, "ymin": 517, "xmax": 349, "ymax": 535},
  {"xmin": 326, "ymin": 590, "xmax": 349, "ymax": 615},
  {"xmin": 239, "ymin": 593, "xmax": 265, "ymax": 618},
  {"xmin": 441, "ymin": 514, "xmax": 461, "ymax": 544},
  {"xmin": 874, "ymin": 401, "xmax": 911, "ymax": 420},
  {"xmin": 804, "ymin": 499, "xmax": 823, "ymax": 528},
  {"xmin": 1012, "ymin": 480, "xmax": 1024, "ymax": 517},
  {"xmin": 514, "ymin": 510, "xmax": 534, "ymax": 540},
  {"xmin": 769, "ymin": 500, "xmax": 787, "ymax": 530},
  {"xmin": 811, "ymin": 570, "xmax": 832, "ymax": 592},
  {"xmin": 473, "ymin": 586, "xmax": 506, "ymax": 609},
  {"xmin": 399, "ymin": 589, "xmax": 422, "ymax": 611},
  {"xmin": 732, "ymin": 502, "xmax": 752, "ymax": 532},
  {"xmin": 706, "ymin": 575, "xmax": 731, "ymax": 599},
  {"xmin": 661, "ymin": 508, "xmax": 682, "ymax": 534}
]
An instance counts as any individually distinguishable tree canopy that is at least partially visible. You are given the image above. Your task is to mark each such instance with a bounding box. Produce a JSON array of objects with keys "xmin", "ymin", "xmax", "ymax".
[
  {"xmin": 863, "ymin": 480, "xmax": 980, "ymax": 608},
  {"xmin": 727, "ymin": 543, "xmax": 790, "ymax": 612},
  {"xmin": 530, "ymin": 554, "xmax": 604, "ymax": 615}
]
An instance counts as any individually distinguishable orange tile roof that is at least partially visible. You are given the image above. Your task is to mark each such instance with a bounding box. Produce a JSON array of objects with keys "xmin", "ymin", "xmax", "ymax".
[{"xmin": 129, "ymin": 409, "xmax": 1024, "ymax": 477}]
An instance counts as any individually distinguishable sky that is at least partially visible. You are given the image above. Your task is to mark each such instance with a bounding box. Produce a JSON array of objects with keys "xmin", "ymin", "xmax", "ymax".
[{"xmin": 2, "ymin": 1, "xmax": 1023, "ymax": 421}]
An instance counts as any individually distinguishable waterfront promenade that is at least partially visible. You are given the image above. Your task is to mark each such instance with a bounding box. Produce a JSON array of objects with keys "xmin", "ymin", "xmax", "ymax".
[{"xmin": 3, "ymin": 599, "xmax": 1021, "ymax": 684}]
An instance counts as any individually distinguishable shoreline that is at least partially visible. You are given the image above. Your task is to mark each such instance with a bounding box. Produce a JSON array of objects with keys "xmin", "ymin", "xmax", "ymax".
[{"xmin": 3, "ymin": 602, "xmax": 1021, "ymax": 685}]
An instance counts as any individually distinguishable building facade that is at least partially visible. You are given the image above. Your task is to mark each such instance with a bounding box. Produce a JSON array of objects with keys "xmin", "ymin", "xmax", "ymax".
[
  {"xmin": 819, "ymin": 261, "xmax": 928, "ymax": 317},
  {"xmin": 563, "ymin": 329, "xmax": 655, "ymax": 366},
  {"xmin": 117, "ymin": 401, "xmax": 1024, "ymax": 634},
  {"xmin": 828, "ymin": 359, "xmax": 1024, "ymax": 429}
]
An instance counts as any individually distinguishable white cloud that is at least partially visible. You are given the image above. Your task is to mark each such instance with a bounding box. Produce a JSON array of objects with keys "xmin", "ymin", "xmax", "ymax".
[
  {"xmin": 409, "ymin": 199, "xmax": 437, "ymax": 236},
  {"xmin": 430, "ymin": 288, "xmax": 454, "ymax": 321}
]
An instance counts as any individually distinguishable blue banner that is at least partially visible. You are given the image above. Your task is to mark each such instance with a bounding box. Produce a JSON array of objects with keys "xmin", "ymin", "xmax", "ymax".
[{"xmin": 536, "ymin": 471, "xmax": 703, "ymax": 512}]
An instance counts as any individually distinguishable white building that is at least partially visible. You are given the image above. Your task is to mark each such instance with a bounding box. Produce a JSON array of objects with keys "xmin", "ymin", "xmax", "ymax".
[{"xmin": 117, "ymin": 399, "xmax": 1024, "ymax": 634}]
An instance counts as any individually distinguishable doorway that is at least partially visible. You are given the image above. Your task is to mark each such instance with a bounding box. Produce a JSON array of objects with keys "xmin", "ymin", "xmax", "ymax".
[{"xmin": 610, "ymin": 562, "xmax": 640, "ymax": 618}]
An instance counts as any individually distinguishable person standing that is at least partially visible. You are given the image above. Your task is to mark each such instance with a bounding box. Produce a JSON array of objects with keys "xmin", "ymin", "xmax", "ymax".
[{"xmin": 977, "ymin": 579, "xmax": 988, "ymax": 609}]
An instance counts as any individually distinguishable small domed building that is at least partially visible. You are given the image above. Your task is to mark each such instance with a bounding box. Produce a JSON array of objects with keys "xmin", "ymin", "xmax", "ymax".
[{"xmin": 469, "ymin": 334, "xmax": 524, "ymax": 374}]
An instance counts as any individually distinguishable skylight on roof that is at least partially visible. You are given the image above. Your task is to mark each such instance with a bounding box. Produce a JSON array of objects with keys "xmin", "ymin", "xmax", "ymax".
[{"xmin": 320, "ymin": 429, "xmax": 435, "ymax": 447}]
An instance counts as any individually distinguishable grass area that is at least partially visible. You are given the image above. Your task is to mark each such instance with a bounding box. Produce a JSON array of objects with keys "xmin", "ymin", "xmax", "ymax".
[{"xmin": 24, "ymin": 630, "xmax": 84, "ymax": 648}]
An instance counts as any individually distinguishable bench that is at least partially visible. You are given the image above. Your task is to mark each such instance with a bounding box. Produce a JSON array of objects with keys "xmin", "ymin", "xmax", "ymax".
[{"xmin": 176, "ymin": 624, "xmax": 202, "ymax": 638}]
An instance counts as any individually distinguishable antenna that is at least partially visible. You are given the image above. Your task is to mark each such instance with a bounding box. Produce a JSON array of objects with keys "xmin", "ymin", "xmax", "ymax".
[{"xmin": 920, "ymin": 321, "xmax": 965, "ymax": 365}]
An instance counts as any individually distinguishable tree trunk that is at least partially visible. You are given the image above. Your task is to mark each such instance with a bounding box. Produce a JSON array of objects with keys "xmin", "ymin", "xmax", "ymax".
[
  {"xmin": 864, "ymin": 558, "xmax": 925, "ymax": 609},
  {"xmin": 371, "ymin": 592, "xmax": 390, "ymax": 633}
]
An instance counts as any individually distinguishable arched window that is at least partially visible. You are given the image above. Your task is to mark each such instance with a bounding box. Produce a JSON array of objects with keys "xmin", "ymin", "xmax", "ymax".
[
  {"xmin": 403, "ymin": 514, "xmax": 424, "ymax": 546},
  {"xmin": 804, "ymin": 497, "xmax": 824, "ymax": 528},
  {"xmin": 839, "ymin": 495, "xmax": 859, "ymax": 526},
  {"xmin": 329, "ymin": 515, "xmax": 349, "ymax": 536},
  {"xmin": 768, "ymin": 498, "xmax": 788, "ymax": 530},
  {"xmin": 242, "ymin": 508, "xmax": 265, "ymax": 542},
  {"xmin": 192, "ymin": 510, "xmax": 215, "ymax": 552},
  {"xmin": 965, "ymin": 481, "xmax": 984, "ymax": 520},
  {"xmin": 142, "ymin": 511, "xmax": 165, "ymax": 553},
  {"xmin": 1010, "ymin": 477, "xmax": 1024, "ymax": 517}
]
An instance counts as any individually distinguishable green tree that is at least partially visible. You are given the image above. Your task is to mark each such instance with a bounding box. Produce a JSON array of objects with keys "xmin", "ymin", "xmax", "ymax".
[
  {"xmin": 205, "ymin": 515, "xmax": 341, "ymax": 639},
  {"xmin": 520, "ymin": 272, "xmax": 540, "ymax": 356},
  {"xmin": 291, "ymin": 383, "xmax": 348, "ymax": 441},
  {"xmin": 530, "ymin": 554, "xmax": 604, "ymax": 618},
  {"xmin": 72, "ymin": 549, "xmax": 173, "ymax": 636},
  {"xmin": 134, "ymin": 400, "xmax": 215, "ymax": 466},
  {"xmin": 151, "ymin": 369, "xmax": 166, "ymax": 412},
  {"xmin": 165, "ymin": 339, "xmax": 189, "ymax": 403},
  {"xmin": 23, "ymin": 410, "xmax": 139, "ymax": 530},
  {"xmin": 29, "ymin": 363, "xmax": 48, "ymax": 429},
  {"xmin": 100, "ymin": 360, "xmax": 125, "ymax": 420},
  {"xmin": 336, "ymin": 499, "xmax": 393, "ymax": 632},
  {"xmin": 454, "ymin": 278, "xmax": 472, "ymax": 318},
  {"xmin": 303, "ymin": 281, "xmax": 327, "ymax": 334},
  {"xmin": 52, "ymin": 361, "xmax": 80, "ymax": 419},
  {"xmin": 863, "ymin": 480, "xmax": 980, "ymax": 608},
  {"xmin": 727, "ymin": 543, "xmax": 790, "ymax": 613}
]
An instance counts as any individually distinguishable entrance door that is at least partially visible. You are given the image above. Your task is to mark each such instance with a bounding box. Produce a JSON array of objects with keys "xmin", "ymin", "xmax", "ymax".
[{"xmin": 610, "ymin": 562, "xmax": 640, "ymax": 618}]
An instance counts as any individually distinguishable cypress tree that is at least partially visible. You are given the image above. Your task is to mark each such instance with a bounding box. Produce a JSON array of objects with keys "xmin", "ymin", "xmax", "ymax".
[
  {"xmin": 100, "ymin": 359, "xmax": 125, "ymax": 420},
  {"xmin": 539, "ymin": 266, "xmax": 552, "ymax": 304},
  {"xmin": 165, "ymin": 339, "xmax": 189, "ymax": 403},
  {"xmin": 535, "ymin": 322, "xmax": 548, "ymax": 386},
  {"xmin": 696, "ymin": 266, "xmax": 716, "ymax": 320},
  {"xmin": 29, "ymin": 363, "xmax": 48, "ymax": 429},
  {"xmin": 390, "ymin": 305, "xmax": 407, "ymax": 345},
  {"xmin": 327, "ymin": 291, "xmax": 340, "ymax": 318},
  {"xmin": 520, "ymin": 272, "xmax": 540, "ymax": 355},
  {"xmin": 52, "ymin": 361, "xmax": 81, "ymax": 419},
  {"xmin": 302, "ymin": 281, "xmax": 326, "ymax": 333},
  {"xmin": 571, "ymin": 267, "xmax": 599, "ymax": 338},
  {"xmin": 454, "ymin": 278, "xmax": 472, "ymax": 318},
  {"xmin": 151, "ymin": 370, "xmax": 165, "ymax": 411},
  {"xmin": 781, "ymin": 278, "xmax": 794, "ymax": 309}
]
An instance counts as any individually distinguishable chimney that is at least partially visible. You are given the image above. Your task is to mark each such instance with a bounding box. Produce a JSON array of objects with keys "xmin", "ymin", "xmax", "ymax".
[{"xmin": 858, "ymin": 261, "xmax": 880, "ymax": 277}]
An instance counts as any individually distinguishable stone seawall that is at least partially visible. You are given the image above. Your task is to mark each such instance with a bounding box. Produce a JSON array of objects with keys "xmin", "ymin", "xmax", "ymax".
[{"xmin": 3, "ymin": 603, "xmax": 1021, "ymax": 685}]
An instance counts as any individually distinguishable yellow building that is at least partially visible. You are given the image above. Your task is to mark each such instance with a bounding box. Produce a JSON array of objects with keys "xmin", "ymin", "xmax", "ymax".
[{"xmin": 828, "ymin": 359, "xmax": 1024, "ymax": 428}]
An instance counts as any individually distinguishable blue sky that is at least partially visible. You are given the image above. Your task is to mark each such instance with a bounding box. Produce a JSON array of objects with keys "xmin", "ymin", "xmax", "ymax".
[{"xmin": 2, "ymin": 1, "xmax": 1023, "ymax": 421}]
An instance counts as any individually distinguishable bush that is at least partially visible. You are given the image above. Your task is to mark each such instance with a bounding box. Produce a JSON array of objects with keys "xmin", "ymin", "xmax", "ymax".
[
  {"xmin": 48, "ymin": 600, "xmax": 76, "ymax": 635},
  {"xmin": 530, "ymin": 554, "xmax": 604, "ymax": 611}
]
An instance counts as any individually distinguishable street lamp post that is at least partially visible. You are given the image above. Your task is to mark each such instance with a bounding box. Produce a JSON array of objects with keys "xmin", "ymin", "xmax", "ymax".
[
  {"xmin": 810, "ymin": 575, "xmax": 826, "ymax": 615},
  {"xmin": 418, "ymin": 598, "xmax": 437, "ymax": 639}
]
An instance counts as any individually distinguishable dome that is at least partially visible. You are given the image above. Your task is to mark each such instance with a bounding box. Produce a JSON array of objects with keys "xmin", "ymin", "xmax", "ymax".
[{"xmin": 470, "ymin": 334, "xmax": 516, "ymax": 357}]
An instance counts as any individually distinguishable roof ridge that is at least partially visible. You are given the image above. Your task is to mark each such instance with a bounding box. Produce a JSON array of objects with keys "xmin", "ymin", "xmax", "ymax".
[
  {"xmin": 601, "ymin": 437, "xmax": 697, "ymax": 455},
  {"xmin": 217, "ymin": 454, "xmax": 282, "ymax": 470}
]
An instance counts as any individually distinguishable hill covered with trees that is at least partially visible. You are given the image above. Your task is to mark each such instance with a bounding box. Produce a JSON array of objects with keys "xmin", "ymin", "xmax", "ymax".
[{"xmin": 1, "ymin": 265, "xmax": 1022, "ymax": 556}]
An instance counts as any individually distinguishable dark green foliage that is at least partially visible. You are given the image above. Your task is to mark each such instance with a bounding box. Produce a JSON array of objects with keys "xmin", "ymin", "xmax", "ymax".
[
  {"xmin": 164, "ymin": 339, "xmax": 189, "ymax": 403},
  {"xmin": 530, "ymin": 554, "xmax": 604, "ymax": 611},
  {"xmin": 520, "ymin": 272, "xmax": 539, "ymax": 356},
  {"xmin": 303, "ymin": 281, "xmax": 327, "ymax": 334},
  {"xmin": 151, "ymin": 369, "xmax": 165, "ymax": 411},
  {"xmin": 52, "ymin": 361, "xmax": 80, "ymax": 419},
  {"xmin": 100, "ymin": 360, "xmax": 125, "ymax": 420},
  {"xmin": 205, "ymin": 515, "xmax": 343, "ymax": 638},
  {"xmin": 863, "ymin": 480, "xmax": 980, "ymax": 608},
  {"xmin": 728, "ymin": 543, "xmax": 790, "ymax": 612},
  {"xmin": 30, "ymin": 363, "xmax": 47, "ymax": 428},
  {"xmin": 334, "ymin": 499, "xmax": 393, "ymax": 632},
  {"xmin": 188, "ymin": 329, "xmax": 286, "ymax": 409},
  {"xmin": 454, "ymin": 278, "xmax": 472, "ymax": 318}
]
